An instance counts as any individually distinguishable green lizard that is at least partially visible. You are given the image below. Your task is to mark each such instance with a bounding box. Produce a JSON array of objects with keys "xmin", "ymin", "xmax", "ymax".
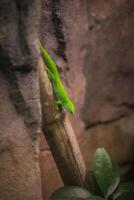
[{"xmin": 40, "ymin": 43, "xmax": 75, "ymax": 114}]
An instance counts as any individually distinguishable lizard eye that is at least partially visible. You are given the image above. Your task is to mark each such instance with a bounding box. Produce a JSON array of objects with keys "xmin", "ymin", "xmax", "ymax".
[
  {"xmin": 66, "ymin": 107, "xmax": 74, "ymax": 114},
  {"xmin": 64, "ymin": 102, "xmax": 75, "ymax": 114}
]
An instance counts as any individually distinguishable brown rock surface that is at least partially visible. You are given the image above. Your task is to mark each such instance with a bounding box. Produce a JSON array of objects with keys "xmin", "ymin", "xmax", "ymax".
[
  {"xmin": 0, "ymin": 0, "xmax": 43, "ymax": 199},
  {"xmin": 0, "ymin": 72, "xmax": 42, "ymax": 200},
  {"xmin": 40, "ymin": 0, "xmax": 134, "ymax": 198}
]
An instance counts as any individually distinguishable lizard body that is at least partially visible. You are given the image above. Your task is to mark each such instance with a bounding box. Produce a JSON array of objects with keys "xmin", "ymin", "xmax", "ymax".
[{"xmin": 40, "ymin": 44, "xmax": 75, "ymax": 114}]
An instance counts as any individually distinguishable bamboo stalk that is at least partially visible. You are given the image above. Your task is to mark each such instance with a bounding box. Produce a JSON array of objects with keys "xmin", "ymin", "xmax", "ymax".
[{"xmin": 39, "ymin": 58, "xmax": 88, "ymax": 187}]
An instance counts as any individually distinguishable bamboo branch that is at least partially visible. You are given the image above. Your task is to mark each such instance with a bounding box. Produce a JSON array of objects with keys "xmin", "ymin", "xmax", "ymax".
[{"xmin": 39, "ymin": 58, "xmax": 88, "ymax": 187}]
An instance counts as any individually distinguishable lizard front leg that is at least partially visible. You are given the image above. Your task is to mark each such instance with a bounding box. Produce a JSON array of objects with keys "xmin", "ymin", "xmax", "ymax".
[{"xmin": 55, "ymin": 100, "xmax": 62, "ymax": 110}]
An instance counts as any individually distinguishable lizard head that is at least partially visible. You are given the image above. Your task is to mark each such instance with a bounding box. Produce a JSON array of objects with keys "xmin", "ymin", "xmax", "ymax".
[{"xmin": 64, "ymin": 100, "xmax": 75, "ymax": 114}]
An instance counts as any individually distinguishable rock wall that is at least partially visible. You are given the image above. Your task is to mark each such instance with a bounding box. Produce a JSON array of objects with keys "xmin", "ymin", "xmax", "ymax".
[
  {"xmin": 0, "ymin": 0, "xmax": 43, "ymax": 199},
  {"xmin": 40, "ymin": 0, "xmax": 134, "ymax": 198}
]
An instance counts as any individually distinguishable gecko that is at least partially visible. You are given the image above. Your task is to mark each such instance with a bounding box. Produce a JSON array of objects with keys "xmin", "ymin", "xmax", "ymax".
[{"xmin": 40, "ymin": 43, "xmax": 75, "ymax": 114}]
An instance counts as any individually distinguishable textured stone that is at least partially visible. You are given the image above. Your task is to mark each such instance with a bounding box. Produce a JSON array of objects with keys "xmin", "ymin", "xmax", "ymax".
[
  {"xmin": 0, "ymin": 0, "xmax": 43, "ymax": 199},
  {"xmin": 0, "ymin": 72, "xmax": 42, "ymax": 200},
  {"xmin": 0, "ymin": 0, "xmax": 40, "ymax": 71}
]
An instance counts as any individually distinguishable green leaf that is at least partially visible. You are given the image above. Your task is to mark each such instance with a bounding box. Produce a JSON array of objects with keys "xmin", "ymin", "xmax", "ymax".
[
  {"xmin": 106, "ymin": 176, "xmax": 120, "ymax": 199},
  {"xmin": 51, "ymin": 186, "xmax": 91, "ymax": 200},
  {"xmin": 113, "ymin": 182, "xmax": 134, "ymax": 200},
  {"xmin": 86, "ymin": 195, "xmax": 105, "ymax": 200},
  {"xmin": 93, "ymin": 148, "xmax": 120, "ymax": 197}
]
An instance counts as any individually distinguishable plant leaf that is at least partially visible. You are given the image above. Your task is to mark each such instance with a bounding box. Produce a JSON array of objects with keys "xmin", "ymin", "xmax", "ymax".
[
  {"xmin": 93, "ymin": 148, "xmax": 120, "ymax": 197},
  {"xmin": 113, "ymin": 182, "xmax": 134, "ymax": 200},
  {"xmin": 86, "ymin": 195, "xmax": 105, "ymax": 200},
  {"xmin": 51, "ymin": 186, "xmax": 91, "ymax": 200},
  {"xmin": 106, "ymin": 176, "xmax": 120, "ymax": 199}
]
